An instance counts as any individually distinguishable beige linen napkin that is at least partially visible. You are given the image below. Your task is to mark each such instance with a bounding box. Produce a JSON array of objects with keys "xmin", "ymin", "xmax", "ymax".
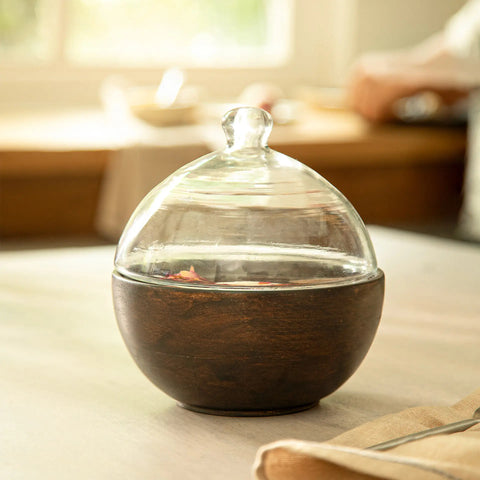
[
  {"xmin": 96, "ymin": 143, "xmax": 210, "ymax": 241},
  {"xmin": 254, "ymin": 389, "xmax": 480, "ymax": 480}
]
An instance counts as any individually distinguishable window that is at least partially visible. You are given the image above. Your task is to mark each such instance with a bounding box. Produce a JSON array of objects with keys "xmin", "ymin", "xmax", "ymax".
[
  {"xmin": 0, "ymin": 0, "xmax": 466, "ymax": 107},
  {"xmin": 0, "ymin": 0, "xmax": 291, "ymax": 67},
  {"xmin": 0, "ymin": 0, "xmax": 53, "ymax": 62}
]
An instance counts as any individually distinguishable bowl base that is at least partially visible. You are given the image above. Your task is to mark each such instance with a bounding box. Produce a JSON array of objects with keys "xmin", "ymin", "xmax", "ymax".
[
  {"xmin": 113, "ymin": 269, "xmax": 384, "ymax": 416},
  {"xmin": 177, "ymin": 401, "xmax": 319, "ymax": 417}
]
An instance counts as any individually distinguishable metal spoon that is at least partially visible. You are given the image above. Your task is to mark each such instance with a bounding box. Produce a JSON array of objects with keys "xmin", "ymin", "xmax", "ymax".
[{"xmin": 367, "ymin": 406, "xmax": 480, "ymax": 451}]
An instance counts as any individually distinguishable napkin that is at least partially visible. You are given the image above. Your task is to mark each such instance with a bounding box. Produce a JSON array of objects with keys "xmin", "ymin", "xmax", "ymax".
[
  {"xmin": 254, "ymin": 388, "xmax": 480, "ymax": 480},
  {"xmin": 96, "ymin": 143, "xmax": 210, "ymax": 240}
]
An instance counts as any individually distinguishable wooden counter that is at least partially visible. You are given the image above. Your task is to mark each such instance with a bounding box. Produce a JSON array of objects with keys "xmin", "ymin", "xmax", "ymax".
[
  {"xmin": 0, "ymin": 107, "xmax": 466, "ymax": 238},
  {"xmin": 2, "ymin": 227, "xmax": 479, "ymax": 479}
]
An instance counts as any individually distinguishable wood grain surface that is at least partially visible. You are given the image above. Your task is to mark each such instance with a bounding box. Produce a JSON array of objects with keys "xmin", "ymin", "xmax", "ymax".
[
  {"xmin": 113, "ymin": 271, "xmax": 384, "ymax": 415},
  {"xmin": 1, "ymin": 227, "xmax": 479, "ymax": 480},
  {"xmin": 0, "ymin": 108, "xmax": 466, "ymax": 238}
]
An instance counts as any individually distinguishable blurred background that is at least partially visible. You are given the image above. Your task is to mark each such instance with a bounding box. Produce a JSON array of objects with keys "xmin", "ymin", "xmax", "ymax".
[
  {"xmin": 0, "ymin": 0, "xmax": 472, "ymax": 249},
  {"xmin": 0, "ymin": 0, "xmax": 466, "ymax": 102}
]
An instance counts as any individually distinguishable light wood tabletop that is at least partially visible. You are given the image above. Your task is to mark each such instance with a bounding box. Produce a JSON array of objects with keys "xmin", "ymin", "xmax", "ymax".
[{"xmin": 1, "ymin": 227, "xmax": 479, "ymax": 479}]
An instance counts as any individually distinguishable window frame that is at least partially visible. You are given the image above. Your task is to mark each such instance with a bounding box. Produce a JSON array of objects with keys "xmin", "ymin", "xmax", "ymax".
[{"xmin": 0, "ymin": 0, "xmax": 353, "ymax": 106}]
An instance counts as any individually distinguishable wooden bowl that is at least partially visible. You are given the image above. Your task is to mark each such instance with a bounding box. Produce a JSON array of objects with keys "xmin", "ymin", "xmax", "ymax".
[
  {"xmin": 129, "ymin": 103, "xmax": 197, "ymax": 127},
  {"xmin": 112, "ymin": 270, "xmax": 384, "ymax": 416}
]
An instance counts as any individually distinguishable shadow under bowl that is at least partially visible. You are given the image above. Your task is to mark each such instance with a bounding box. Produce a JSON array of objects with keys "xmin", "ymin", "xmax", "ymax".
[{"xmin": 112, "ymin": 270, "xmax": 384, "ymax": 416}]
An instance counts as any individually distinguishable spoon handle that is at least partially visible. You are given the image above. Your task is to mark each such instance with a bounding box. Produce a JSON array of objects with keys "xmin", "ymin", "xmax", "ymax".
[{"xmin": 367, "ymin": 418, "xmax": 480, "ymax": 451}]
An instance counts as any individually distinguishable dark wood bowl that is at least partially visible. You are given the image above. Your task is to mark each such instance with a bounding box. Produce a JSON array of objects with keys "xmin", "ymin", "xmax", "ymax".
[{"xmin": 112, "ymin": 270, "xmax": 384, "ymax": 416}]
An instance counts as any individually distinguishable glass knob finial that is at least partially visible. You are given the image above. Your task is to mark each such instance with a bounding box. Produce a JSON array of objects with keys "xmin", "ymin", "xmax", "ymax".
[{"xmin": 222, "ymin": 107, "xmax": 273, "ymax": 149}]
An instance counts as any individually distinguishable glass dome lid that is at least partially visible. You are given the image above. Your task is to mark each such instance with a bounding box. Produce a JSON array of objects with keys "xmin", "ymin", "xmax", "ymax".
[{"xmin": 114, "ymin": 107, "xmax": 378, "ymax": 290}]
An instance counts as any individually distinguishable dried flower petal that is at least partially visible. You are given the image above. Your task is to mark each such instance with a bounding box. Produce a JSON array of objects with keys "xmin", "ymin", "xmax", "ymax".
[{"xmin": 166, "ymin": 265, "xmax": 210, "ymax": 283}]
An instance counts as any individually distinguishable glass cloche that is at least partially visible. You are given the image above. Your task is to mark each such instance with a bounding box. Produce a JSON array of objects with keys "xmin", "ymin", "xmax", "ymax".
[
  {"xmin": 114, "ymin": 106, "xmax": 378, "ymax": 290},
  {"xmin": 112, "ymin": 106, "xmax": 384, "ymax": 416}
]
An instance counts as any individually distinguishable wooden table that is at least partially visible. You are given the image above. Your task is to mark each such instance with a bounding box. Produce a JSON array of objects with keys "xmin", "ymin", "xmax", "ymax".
[
  {"xmin": 2, "ymin": 227, "xmax": 479, "ymax": 479},
  {"xmin": 0, "ymin": 106, "xmax": 466, "ymax": 238}
]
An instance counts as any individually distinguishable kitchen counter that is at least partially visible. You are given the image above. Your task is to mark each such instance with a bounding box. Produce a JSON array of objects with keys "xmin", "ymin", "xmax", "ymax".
[
  {"xmin": 1, "ymin": 226, "xmax": 479, "ymax": 479},
  {"xmin": 0, "ymin": 106, "xmax": 466, "ymax": 238}
]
